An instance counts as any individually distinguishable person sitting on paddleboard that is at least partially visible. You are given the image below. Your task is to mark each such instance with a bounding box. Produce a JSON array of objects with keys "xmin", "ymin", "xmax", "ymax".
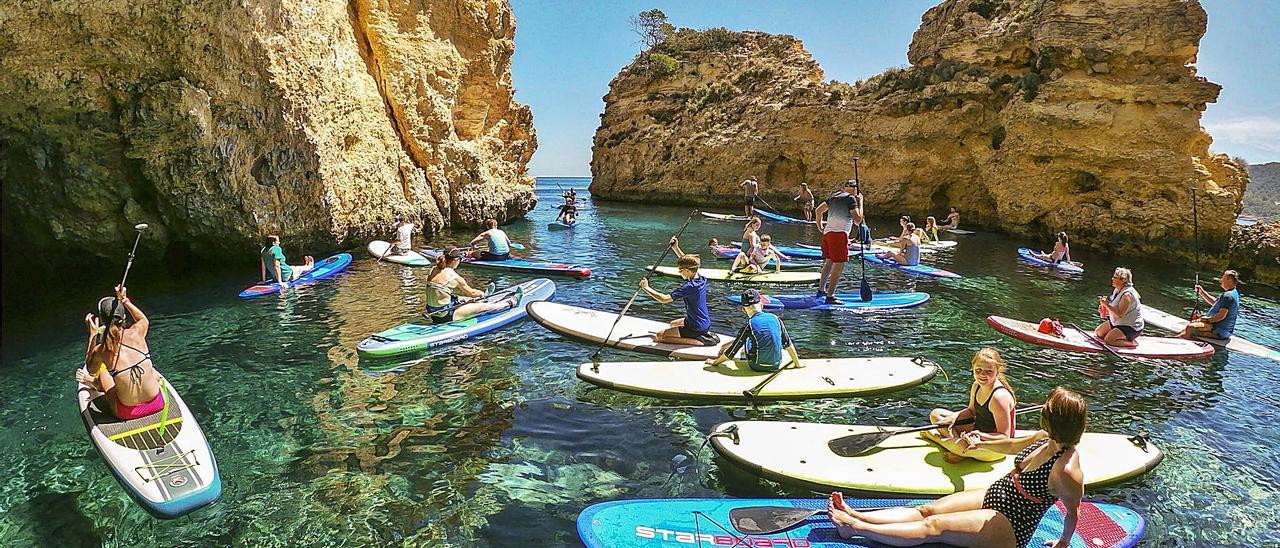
[
  {"xmin": 896, "ymin": 215, "xmax": 912, "ymax": 239},
  {"xmin": 876, "ymin": 222, "xmax": 922, "ymax": 266},
  {"xmin": 391, "ymin": 215, "xmax": 415, "ymax": 255},
  {"xmin": 794, "ymin": 182, "xmax": 815, "ymax": 222},
  {"xmin": 1180, "ymin": 269, "xmax": 1241, "ymax": 341},
  {"xmin": 638, "ymin": 238, "xmax": 717, "ymax": 347},
  {"xmin": 739, "ymin": 217, "xmax": 762, "ymax": 257},
  {"xmin": 259, "ymin": 235, "xmax": 314, "ymax": 285},
  {"xmin": 1031, "ymin": 232, "xmax": 1072, "ymax": 264},
  {"xmin": 555, "ymin": 200, "xmax": 577, "ymax": 225},
  {"xmin": 740, "ymin": 175, "xmax": 759, "ymax": 218},
  {"xmin": 1094, "ymin": 267, "xmax": 1144, "ymax": 347},
  {"xmin": 923, "ymin": 216, "xmax": 940, "ymax": 243},
  {"xmin": 827, "ymin": 387, "xmax": 1087, "ymax": 548},
  {"xmin": 925, "ymin": 347, "xmax": 1017, "ymax": 463},
  {"xmin": 944, "ymin": 207, "xmax": 960, "ymax": 229},
  {"xmin": 813, "ymin": 179, "xmax": 861, "ymax": 304},
  {"xmin": 731, "ymin": 234, "xmax": 790, "ymax": 274},
  {"xmin": 706, "ymin": 289, "xmax": 802, "ymax": 372},
  {"xmin": 424, "ymin": 247, "xmax": 521, "ymax": 324},
  {"xmin": 76, "ymin": 285, "xmax": 165, "ymax": 420},
  {"xmin": 469, "ymin": 219, "xmax": 512, "ymax": 261}
]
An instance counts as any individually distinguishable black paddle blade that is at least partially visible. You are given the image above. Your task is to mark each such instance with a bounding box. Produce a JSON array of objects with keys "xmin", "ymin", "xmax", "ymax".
[
  {"xmin": 859, "ymin": 279, "xmax": 872, "ymax": 302},
  {"xmin": 728, "ymin": 506, "xmax": 822, "ymax": 535},
  {"xmin": 827, "ymin": 429, "xmax": 896, "ymax": 458}
]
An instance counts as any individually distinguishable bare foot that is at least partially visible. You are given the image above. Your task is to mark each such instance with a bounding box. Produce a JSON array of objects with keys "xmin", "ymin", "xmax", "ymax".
[{"xmin": 826, "ymin": 493, "xmax": 862, "ymax": 539}]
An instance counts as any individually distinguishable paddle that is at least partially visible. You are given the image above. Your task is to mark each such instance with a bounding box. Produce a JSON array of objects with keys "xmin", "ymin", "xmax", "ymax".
[
  {"xmin": 728, "ymin": 505, "xmax": 888, "ymax": 535},
  {"xmin": 742, "ymin": 357, "xmax": 800, "ymax": 398},
  {"xmin": 422, "ymin": 283, "xmax": 521, "ymax": 319},
  {"xmin": 854, "ymin": 157, "xmax": 871, "ymax": 302},
  {"xmin": 119, "ymin": 223, "xmax": 148, "ymax": 288},
  {"xmin": 591, "ymin": 210, "xmax": 699, "ymax": 359},
  {"xmin": 826, "ymin": 404, "xmax": 1046, "ymax": 457},
  {"xmin": 1190, "ymin": 185, "xmax": 1202, "ymax": 320},
  {"xmin": 1067, "ymin": 321, "xmax": 1125, "ymax": 360}
]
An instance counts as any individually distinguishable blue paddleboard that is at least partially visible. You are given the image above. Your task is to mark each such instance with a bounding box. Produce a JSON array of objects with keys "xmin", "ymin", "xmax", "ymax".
[
  {"xmin": 421, "ymin": 249, "xmax": 592, "ymax": 278},
  {"xmin": 578, "ymin": 498, "xmax": 1145, "ymax": 548},
  {"xmin": 1017, "ymin": 247, "xmax": 1084, "ymax": 274},
  {"xmin": 754, "ymin": 209, "xmax": 814, "ymax": 225},
  {"xmin": 239, "ymin": 253, "xmax": 353, "ymax": 297},
  {"xmin": 727, "ymin": 291, "xmax": 930, "ymax": 311},
  {"xmin": 731, "ymin": 241, "xmax": 825, "ymax": 260},
  {"xmin": 862, "ymin": 254, "xmax": 961, "ymax": 279}
]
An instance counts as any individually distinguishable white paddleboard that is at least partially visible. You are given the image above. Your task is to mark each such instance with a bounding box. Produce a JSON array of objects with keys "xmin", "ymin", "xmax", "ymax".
[
  {"xmin": 367, "ymin": 240, "xmax": 429, "ymax": 266},
  {"xmin": 527, "ymin": 301, "xmax": 730, "ymax": 359},
  {"xmin": 649, "ymin": 266, "xmax": 820, "ymax": 284},
  {"xmin": 1140, "ymin": 304, "xmax": 1280, "ymax": 362}
]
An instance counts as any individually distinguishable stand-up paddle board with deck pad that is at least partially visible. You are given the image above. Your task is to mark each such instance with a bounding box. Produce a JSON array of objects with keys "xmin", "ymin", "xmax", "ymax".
[
  {"xmin": 710, "ymin": 246, "xmax": 822, "ymax": 270},
  {"xmin": 701, "ymin": 212, "xmax": 750, "ymax": 221},
  {"xmin": 1140, "ymin": 304, "xmax": 1280, "ymax": 362},
  {"xmin": 356, "ymin": 278, "xmax": 556, "ymax": 358},
  {"xmin": 944, "ymin": 227, "xmax": 975, "ymax": 234},
  {"xmin": 239, "ymin": 252, "xmax": 353, "ymax": 297},
  {"xmin": 78, "ymin": 374, "xmax": 222, "ymax": 518},
  {"xmin": 767, "ymin": 242, "xmax": 936, "ymax": 258},
  {"xmin": 421, "ymin": 249, "xmax": 591, "ymax": 278},
  {"xmin": 578, "ymin": 498, "xmax": 1146, "ymax": 548},
  {"xmin": 754, "ymin": 209, "xmax": 814, "ymax": 225},
  {"xmin": 709, "ymin": 421, "xmax": 1163, "ymax": 497},
  {"xmin": 367, "ymin": 241, "xmax": 429, "ymax": 266},
  {"xmin": 649, "ymin": 265, "xmax": 821, "ymax": 284},
  {"xmin": 986, "ymin": 315, "xmax": 1215, "ymax": 359},
  {"xmin": 1017, "ymin": 248, "xmax": 1084, "ymax": 274},
  {"xmin": 861, "ymin": 255, "xmax": 961, "ymax": 279},
  {"xmin": 578, "ymin": 357, "xmax": 937, "ymax": 401},
  {"xmin": 547, "ymin": 220, "xmax": 575, "ymax": 230},
  {"xmin": 872, "ymin": 238, "xmax": 958, "ymax": 251},
  {"xmin": 527, "ymin": 301, "xmax": 731, "ymax": 359},
  {"xmin": 728, "ymin": 292, "xmax": 930, "ymax": 311}
]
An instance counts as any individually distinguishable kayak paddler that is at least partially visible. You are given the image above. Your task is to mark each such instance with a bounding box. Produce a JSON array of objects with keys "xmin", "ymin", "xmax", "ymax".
[
  {"xmin": 1179, "ymin": 269, "xmax": 1241, "ymax": 340},
  {"xmin": 259, "ymin": 235, "xmax": 314, "ymax": 286},
  {"xmin": 706, "ymin": 289, "xmax": 802, "ymax": 372},
  {"xmin": 469, "ymin": 218, "xmax": 512, "ymax": 261},
  {"xmin": 638, "ymin": 238, "xmax": 717, "ymax": 346},
  {"xmin": 76, "ymin": 285, "xmax": 165, "ymax": 420},
  {"xmin": 924, "ymin": 347, "xmax": 1017, "ymax": 463}
]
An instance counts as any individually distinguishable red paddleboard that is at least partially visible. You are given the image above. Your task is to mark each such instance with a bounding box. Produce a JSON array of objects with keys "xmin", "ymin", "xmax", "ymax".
[{"xmin": 986, "ymin": 315, "xmax": 1214, "ymax": 359}]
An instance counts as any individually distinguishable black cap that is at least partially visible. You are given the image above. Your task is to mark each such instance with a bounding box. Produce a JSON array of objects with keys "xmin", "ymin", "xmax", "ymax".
[
  {"xmin": 97, "ymin": 296, "xmax": 127, "ymax": 325},
  {"xmin": 444, "ymin": 247, "xmax": 465, "ymax": 260},
  {"xmin": 844, "ymin": 179, "xmax": 858, "ymax": 188},
  {"xmin": 740, "ymin": 289, "xmax": 762, "ymax": 306}
]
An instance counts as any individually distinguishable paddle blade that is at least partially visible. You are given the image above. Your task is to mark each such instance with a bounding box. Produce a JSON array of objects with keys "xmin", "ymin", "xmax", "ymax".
[
  {"xmin": 728, "ymin": 506, "xmax": 821, "ymax": 535},
  {"xmin": 860, "ymin": 279, "xmax": 872, "ymax": 302},
  {"xmin": 827, "ymin": 429, "xmax": 896, "ymax": 457}
]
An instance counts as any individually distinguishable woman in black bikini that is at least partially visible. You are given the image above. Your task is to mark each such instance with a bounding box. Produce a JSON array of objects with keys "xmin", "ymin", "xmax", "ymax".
[
  {"xmin": 75, "ymin": 285, "xmax": 165, "ymax": 420},
  {"xmin": 827, "ymin": 387, "xmax": 1086, "ymax": 548}
]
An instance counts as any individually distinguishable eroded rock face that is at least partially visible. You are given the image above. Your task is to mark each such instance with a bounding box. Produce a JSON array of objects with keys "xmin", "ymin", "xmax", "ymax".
[
  {"xmin": 0, "ymin": 0, "xmax": 535, "ymax": 266},
  {"xmin": 591, "ymin": 0, "xmax": 1247, "ymax": 261}
]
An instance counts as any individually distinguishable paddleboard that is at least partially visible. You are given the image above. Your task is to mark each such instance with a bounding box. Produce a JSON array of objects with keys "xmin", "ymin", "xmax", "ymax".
[
  {"xmin": 710, "ymin": 421, "xmax": 1163, "ymax": 496},
  {"xmin": 1017, "ymin": 247, "xmax": 1084, "ymax": 274},
  {"xmin": 872, "ymin": 238, "xmax": 957, "ymax": 251},
  {"xmin": 239, "ymin": 252, "xmax": 353, "ymax": 297},
  {"xmin": 578, "ymin": 498, "xmax": 1146, "ymax": 548},
  {"xmin": 356, "ymin": 279, "xmax": 556, "ymax": 358},
  {"xmin": 649, "ymin": 265, "xmax": 821, "ymax": 284},
  {"xmin": 527, "ymin": 301, "xmax": 731, "ymax": 359},
  {"xmin": 986, "ymin": 315, "xmax": 1215, "ymax": 359},
  {"xmin": 77, "ymin": 374, "xmax": 221, "ymax": 518},
  {"xmin": 711, "ymin": 246, "xmax": 821, "ymax": 270},
  {"xmin": 701, "ymin": 212, "xmax": 750, "ymax": 221},
  {"xmin": 755, "ymin": 208, "xmax": 814, "ymax": 225},
  {"xmin": 367, "ymin": 240, "xmax": 430, "ymax": 266},
  {"xmin": 795, "ymin": 242, "xmax": 937, "ymax": 255},
  {"xmin": 1140, "ymin": 304, "xmax": 1280, "ymax": 362},
  {"xmin": 861, "ymin": 254, "xmax": 961, "ymax": 279},
  {"xmin": 548, "ymin": 220, "xmax": 576, "ymax": 230},
  {"xmin": 727, "ymin": 292, "xmax": 930, "ymax": 311},
  {"xmin": 578, "ymin": 356, "xmax": 937, "ymax": 400},
  {"xmin": 943, "ymin": 227, "xmax": 975, "ymax": 234},
  {"xmin": 421, "ymin": 249, "xmax": 591, "ymax": 278}
]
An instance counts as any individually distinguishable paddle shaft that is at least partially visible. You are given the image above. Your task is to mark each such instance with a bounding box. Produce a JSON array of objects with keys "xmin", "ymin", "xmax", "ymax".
[
  {"xmin": 423, "ymin": 284, "xmax": 520, "ymax": 318},
  {"xmin": 881, "ymin": 404, "xmax": 1045, "ymax": 437},
  {"xmin": 119, "ymin": 225, "xmax": 147, "ymax": 289},
  {"xmin": 827, "ymin": 404, "xmax": 1046, "ymax": 457},
  {"xmin": 1191, "ymin": 186, "xmax": 1201, "ymax": 317},
  {"xmin": 1068, "ymin": 322, "xmax": 1125, "ymax": 360},
  {"xmin": 854, "ymin": 157, "xmax": 871, "ymax": 302},
  {"xmin": 743, "ymin": 357, "xmax": 795, "ymax": 398}
]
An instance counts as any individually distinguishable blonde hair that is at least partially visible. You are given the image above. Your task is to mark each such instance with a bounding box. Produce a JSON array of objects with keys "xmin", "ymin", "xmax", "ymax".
[
  {"xmin": 972, "ymin": 347, "xmax": 1016, "ymax": 402},
  {"xmin": 1113, "ymin": 267, "xmax": 1133, "ymax": 286}
]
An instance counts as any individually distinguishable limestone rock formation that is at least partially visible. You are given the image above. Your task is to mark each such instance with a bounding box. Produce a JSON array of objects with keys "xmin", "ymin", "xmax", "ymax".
[
  {"xmin": 591, "ymin": 0, "xmax": 1248, "ymax": 263},
  {"xmin": 0, "ymin": 0, "xmax": 535, "ymax": 268}
]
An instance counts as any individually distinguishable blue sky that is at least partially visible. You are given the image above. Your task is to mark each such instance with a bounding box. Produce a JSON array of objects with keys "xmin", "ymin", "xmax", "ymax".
[{"xmin": 511, "ymin": 0, "xmax": 1280, "ymax": 176}]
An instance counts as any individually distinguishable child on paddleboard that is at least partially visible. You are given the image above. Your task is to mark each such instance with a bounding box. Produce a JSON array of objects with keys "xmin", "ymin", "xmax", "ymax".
[
  {"xmin": 638, "ymin": 238, "xmax": 717, "ymax": 346},
  {"xmin": 730, "ymin": 234, "xmax": 790, "ymax": 274},
  {"xmin": 706, "ymin": 289, "xmax": 801, "ymax": 372},
  {"xmin": 924, "ymin": 347, "xmax": 1017, "ymax": 463}
]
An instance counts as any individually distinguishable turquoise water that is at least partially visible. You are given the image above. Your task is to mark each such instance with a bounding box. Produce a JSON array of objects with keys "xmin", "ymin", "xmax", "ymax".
[{"xmin": 2, "ymin": 176, "xmax": 1278, "ymax": 545}]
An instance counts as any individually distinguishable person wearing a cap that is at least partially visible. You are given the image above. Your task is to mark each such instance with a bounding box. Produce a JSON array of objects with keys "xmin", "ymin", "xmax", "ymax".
[
  {"xmin": 740, "ymin": 175, "xmax": 760, "ymax": 218},
  {"xmin": 794, "ymin": 183, "xmax": 815, "ymax": 221},
  {"xmin": 391, "ymin": 215, "xmax": 415, "ymax": 255},
  {"xmin": 1180, "ymin": 269, "xmax": 1242, "ymax": 340},
  {"xmin": 707, "ymin": 289, "xmax": 801, "ymax": 372},
  {"xmin": 424, "ymin": 247, "xmax": 522, "ymax": 324},
  {"xmin": 75, "ymin": 285, "xmax": 165, "ymax": 420},
  {"xmin": 812, "ymin": 179, "xmax": 863, "ymax": 304},
  {"xmin": 639, "ymin": 238, "xmax": 718, "ymax": 346},
  {"xmin": 259, "ymin": 235, "xmax": 315, "ymax": 285},
  {"xmin": 469, "ymin": 218, "xmax": 513, "ymax": 261}
]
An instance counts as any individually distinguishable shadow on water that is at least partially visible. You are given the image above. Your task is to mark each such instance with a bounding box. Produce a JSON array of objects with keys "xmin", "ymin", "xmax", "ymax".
[{"xmin": 24, "ymin": 487, "xmax": 102, "ymax": 548}]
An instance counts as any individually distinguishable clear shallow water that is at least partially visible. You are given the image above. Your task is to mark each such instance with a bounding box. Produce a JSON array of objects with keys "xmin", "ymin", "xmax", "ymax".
[{"xmin": 2, "ymin": 176, "xmax": 1279, "ymax": 545}]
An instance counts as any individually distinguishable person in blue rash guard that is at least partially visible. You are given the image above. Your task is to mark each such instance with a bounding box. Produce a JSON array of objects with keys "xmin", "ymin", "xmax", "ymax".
[
  {"xmin": 706, "ymin": 289, "xmax": 802, "ymax": 372},
  {"xmin": 1180, "ymin": 269, "xmax": 1241, "ymax": 340},
  {"xmin": 638, "ymin": 237, "xmax": 718, "ymax": 346}
]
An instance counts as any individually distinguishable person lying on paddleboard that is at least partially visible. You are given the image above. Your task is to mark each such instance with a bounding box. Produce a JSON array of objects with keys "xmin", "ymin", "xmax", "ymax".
[
  {"xmin": 730, "ymin": 234, "xmax": 790, "ymax": 274},
  {"xmin": 1180, "ymin": 269, "xmax": 1241, "ymax": 341},
  {"xmin": 944, "ymin": 207, "xmax": 961, "ymax": 229},
  {"xmin": 1095, "ymin": 267, "xmax": 1144, "ymax": 347},
  {"xmin": 1031, "ymin": 232, "xmax": 1072, "ymax": 264},
  {"xmin": 390, "ymin": 215, "xmax": 415, "ymax": 255},
  {"xmin": 740, "ymin": 175, "xmax": 759, "ymax": 218},
  {"xmin": 925, "ymin": 347, "xmax": 1017, "ymax": 463},
  {"xmin": 876, "ymin": 222, "xmax": 922, "ymax": 266},
  {"xmin": 638, "ymin": 238, "xmax": 717, "ymax": 346},
  {"xmin": 424, "ymin": 247, "xmax": 521, "ymax": 324},
  {"xmin": 794, "ymin": 182, "xmax": 815, "ymax": 222},
  {"xmin": 826, "ymin": 386, "xmax": 1087, "ymax": 548},
  {"xmin": 469, "ymin": 218, "xmax": 512, "ymax": 261},
  {"xmin": 923, "ymin": 216, "xmax": 940, "ymax": 243},
  {"xmin": 76, "ymin": 285, "xmax": 165, "ymax": 420},
  {"xmin": 706, "ymin": 289, "xmax": 802, "ymax": 371},
  {"xmin": 259, "ymin": 235, "xmax": 314, "ymax": 285}
]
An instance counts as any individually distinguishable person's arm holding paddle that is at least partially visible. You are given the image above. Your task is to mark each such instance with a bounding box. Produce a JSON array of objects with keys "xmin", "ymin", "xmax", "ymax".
[
  {"xmin": 115, "ymin": 285, "xmax": 148, "ymax": 337},
  {"xmin": 638, "ymin": 278, "xmax": 673, "ymax": 304}
]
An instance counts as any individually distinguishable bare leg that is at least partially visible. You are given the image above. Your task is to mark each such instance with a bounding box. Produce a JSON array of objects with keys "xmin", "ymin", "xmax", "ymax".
[
  {"xmin": 654, "ymin": 325, "xmax": 704, "ymax": 346},
  {"xmin": 1094, "ymin": 320, "xmax": 1111, "ymax": 339},
  {"xmin": 825, "ymin": 261, "xmax": 846, "ymax": 297},
  {"xmin": 1102, "ymin": 327, "xmax": 1138, "ymax": 348},
  {"xmin": 451, "ymin": 296, "xmax": 519, "ymax": 321},
  {"xmin": 834, "ymin": 508, "xmax": 1016, "ymax": 547}
]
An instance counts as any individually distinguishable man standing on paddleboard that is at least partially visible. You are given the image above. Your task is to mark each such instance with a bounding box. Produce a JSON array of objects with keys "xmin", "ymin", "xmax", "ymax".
[
  {"xmin": 740, "ymin": 175, "xmax": 759, "ymax": 219},
  {"xmin": 813, "ymin": 180, "xmax": 861, "ymax": 304}
]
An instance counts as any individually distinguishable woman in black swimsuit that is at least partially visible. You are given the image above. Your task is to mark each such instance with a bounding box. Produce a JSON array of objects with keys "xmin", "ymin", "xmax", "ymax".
[
  {"xmin": 827, "ymin": 387, "xmax": 1086, "ymax": 548},
  {"xmin": 925, "ymin": 347, "xmax": 1017, "ymax": 463}
]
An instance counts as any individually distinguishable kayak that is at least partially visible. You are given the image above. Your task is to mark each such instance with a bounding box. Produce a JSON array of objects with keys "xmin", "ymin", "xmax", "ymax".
[
  {"xmin": 577, "ymin": 356, "xmax": 937, "ymax": 400},
  {"xmin": 710, "ymin": 246, "xmax": 821, "ymax": 270},
  {"xmin": 420, "ymin": 249, "xmax": 592, "ymax": 278},
  {"xmin": 367, "ymin": 241, "xmax": 429, "ymax": 266},
  {"xmin": 1017, "ymin": 247, "xmax": 1084, "ymax": 274},
  {"xmin": 1140, "ymin": 304, "xmax": 1280, "ymax": 362},
  {"xmin": 727, "ymin": 291, "xmax": 930, "ymax": 311},
  {"xmin": 709, "ymin": 421, "xmax": 1163, "ymax": 496},
  {"xmin": 356, "ymin": 278, "xmax": 556, "ymax": 358},
  {"xmin": 986, "ymin": 315, "xmax": 1215, "ymax": 359},
  {"xmin": 649, "ymin": 265, "xmax": 821, "ymax": 284},
  {"xmin": 578, "ymin": 498, "xmax": 1146, "ymax": 548},
  {"xmin": 78, "ymin": 373, "xmax": 222, "ymax": 518},
  {"xmin": 526, "ymin": 301, "xmax": 731, "ymax": 359},
  {"xmin": 861, "ymin": 254, "xmax": 961, "ymax": 279},
  {"xmin": 547, "ymin": 220, "xmax": 575, "ymax": 230},
  {"xmin": 239, "ymin": 252, "xmax": 353, "ymax": 297},
  {"xmin": 754, "ymin": 208, "xmax": 813, "ymax": 225},
  {"xmin": 701, "ymin": 212, "xmax": 749, "ymax": 221}
]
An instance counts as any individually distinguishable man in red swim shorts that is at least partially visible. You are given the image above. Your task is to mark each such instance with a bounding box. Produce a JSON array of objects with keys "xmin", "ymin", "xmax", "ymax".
[{"xmin": 812, "ymin": 179, "xmax": 862, "ymax": 304}]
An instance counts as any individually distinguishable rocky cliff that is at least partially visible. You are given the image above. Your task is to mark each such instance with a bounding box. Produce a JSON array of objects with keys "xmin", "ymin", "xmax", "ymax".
[
  {"xmin": 591, "ymin": 0, "xmax": 1248, "ymax": 262},
  {"xmin": 0, "ymin": 0, "xmax": 535, "ymax": 267}
]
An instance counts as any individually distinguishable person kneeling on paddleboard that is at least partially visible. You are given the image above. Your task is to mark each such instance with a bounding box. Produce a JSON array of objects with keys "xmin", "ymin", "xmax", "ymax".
[
  {"xmin": 469, "ymin": 219, "xmax": 512, "ymax": 261},
  {"xmin": 76, "ymin": 285, "xmax": 165, "ymax": 420},
  {"xmin": 260, "ymin": 235, "xmax": 314, "ymax": 286},
  {"xmin": 638, "ymin": 239, "xmax": 717, "ymax": 347},
  {"xmin": 424, "ymin": 247, "xmax": 521, "ymax": 324},
  {"xmin": 730, "ymin": 234, "xmax": 789, "ymax": 274},
  {"xmin": 826, "ymin": 387, "xmax": 1087, "ymax": 548},
  {"xmin": 1180, "ymin": 269, "xmax": 1241, "ymax": 341},
  {"xmin": 706, "ymin": 289, "xmax": 802, "ymax": 372},
  {"xmin": 876, "ymin": 222, "xmax": 922, "ymax": 266},
  {"xmin": 1095, "ymin": 267, "xmax": 1144, "ymax": 348},
  {"xmin": 924, "ymin": 347, "xmax": 1017, "ymax": 463}
]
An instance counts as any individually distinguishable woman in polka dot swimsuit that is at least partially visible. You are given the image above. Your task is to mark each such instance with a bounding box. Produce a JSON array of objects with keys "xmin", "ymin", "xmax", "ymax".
[{"xmin": 827, "ymin": 387, "xmax": 1087, "ymax": 548}]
